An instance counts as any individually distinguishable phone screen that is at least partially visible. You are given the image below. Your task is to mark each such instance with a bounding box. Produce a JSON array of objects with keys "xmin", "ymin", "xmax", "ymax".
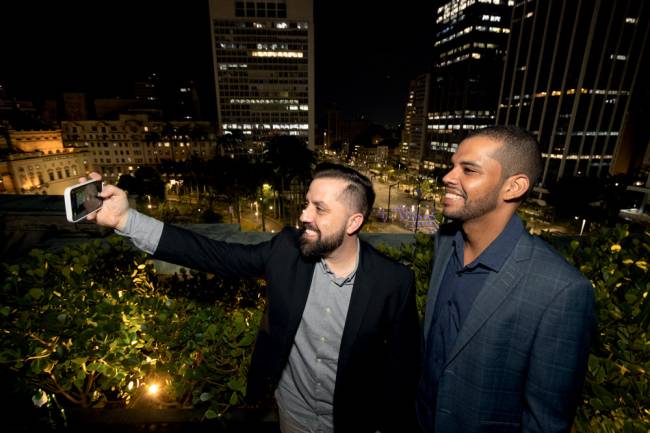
[{"xmin": 70, "ymin": 180, "xmax": 103, "ymax": 221}]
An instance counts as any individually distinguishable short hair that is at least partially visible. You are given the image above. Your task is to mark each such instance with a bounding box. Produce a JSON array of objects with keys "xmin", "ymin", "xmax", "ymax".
[
  {"xmin": 312, "ymin": 162, "xmax": 375, "ymax": 223},
  {"xmin": 468, "ymin": 125, "xmax": 543, "ymax": 194}
]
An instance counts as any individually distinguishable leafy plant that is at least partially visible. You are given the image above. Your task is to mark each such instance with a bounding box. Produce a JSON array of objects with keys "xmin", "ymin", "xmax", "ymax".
[
  {"xmin": 0, "ymin": 236, "xmax": 262, "ymax": 421},
  {"xmin": 551, "ymin": 226, "xmax": 649, "ymax": 432},
  {"xmin": 3, "ymin": 224, "xmax": 648, "ymax": 432},
  {"xmin": 376, "ymin": 232, "xmax": 434, "ymax": 319},
  {"xmin": 379, "ymin": 224, "xmax": 649, "ymax": 432}
]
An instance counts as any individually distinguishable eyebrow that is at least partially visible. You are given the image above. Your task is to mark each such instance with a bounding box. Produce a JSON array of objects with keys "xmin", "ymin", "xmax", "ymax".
[
  {"xmin": 308, "ymin": 199, "xmax": 328, "ymax": 209},
  {"xmin": 452, "ymin": 158, "xmax": 482, "ymax": 169}
]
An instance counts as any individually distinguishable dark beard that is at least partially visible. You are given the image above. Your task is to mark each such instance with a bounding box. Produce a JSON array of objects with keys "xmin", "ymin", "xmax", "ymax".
[
  {"xmin": 442, "ymin": 184, "xmax": 501, "ymax": 222},
  {"xmin": 299, "ymin": 223, "xmax": 346, "ymax": 258}
]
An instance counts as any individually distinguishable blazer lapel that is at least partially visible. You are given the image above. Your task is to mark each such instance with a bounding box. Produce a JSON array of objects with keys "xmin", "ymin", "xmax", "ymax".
[
  {"xmin": 443, "ymin": 234, "xmax": 534, "ymax": 367},
  {"xmin": 286, "ymin": 256, "xmax": 316, "ymax": 344},
  {"xmin": 337, "ymin": 242, "xmax": 372, "ymax": 373}
]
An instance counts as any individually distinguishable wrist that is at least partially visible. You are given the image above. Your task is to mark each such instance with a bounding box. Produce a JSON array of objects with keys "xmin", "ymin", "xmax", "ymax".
[{"xmin": 116, "ymin": 209, "xmax": 131, "ymax": 232}]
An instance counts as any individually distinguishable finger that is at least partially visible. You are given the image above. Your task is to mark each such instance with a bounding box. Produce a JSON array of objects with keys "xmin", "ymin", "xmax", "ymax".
[
  {"xmin": 89, "ymin": 172, "xmax": 103, "ymax": 181},
  {"xmin": 98, "ymin": 184, "xmax": 118, "ymax": 198},
  {"xmin": 79, "ymin": 176, "xmax": 87, "ymax": 183}
]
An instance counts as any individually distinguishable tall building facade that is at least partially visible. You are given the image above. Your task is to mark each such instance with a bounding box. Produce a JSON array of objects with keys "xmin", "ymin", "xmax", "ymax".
[
  {"xmin": 401, "ymin": 73, "xmax": 430, "ymax": 170},
  {"xmin": 497, "ymin": 0, "xmax": 649, "ymax": 191},
  {"xmin": 210, "ymin": 0, "xmax": 315, "ymax": 149},
  {"xmin": 426, "ymin": 0, "xmax": 514, "ymax": 169},
  {"xmin": 172, "ymin": 80, "xmax": 202, "ymax": 121}
]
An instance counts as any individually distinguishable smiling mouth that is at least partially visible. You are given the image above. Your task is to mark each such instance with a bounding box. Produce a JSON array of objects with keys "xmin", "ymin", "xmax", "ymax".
[
  {"xmin": 444, "ymin": 189, "xmax": 466, "ymax": 202},
  {"xmin": 300, "ymin": 224, "xmax": 320, "ymax": 238}
]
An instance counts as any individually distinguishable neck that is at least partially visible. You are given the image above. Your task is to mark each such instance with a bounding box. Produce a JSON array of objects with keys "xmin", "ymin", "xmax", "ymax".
[
  {"xmin": 324, "ymin": 235, "xmax": 359, "ymax": 278},
  {"xmin": 461, "ymin": 208, "xmax": 516, "ymax": 265}
]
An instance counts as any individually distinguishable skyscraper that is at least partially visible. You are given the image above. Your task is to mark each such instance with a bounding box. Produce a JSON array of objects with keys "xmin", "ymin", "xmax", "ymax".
[
  {"xmin": 425, "ymin": 0, "xmax": 514, "ymax": 170},
  {"xmin": 210, "ymin": 0, "xmax": 315, "ymax": 149},
  {"xmin": 401, "ymin": 73, "xmax": 430, "ymax": 170},
  {"xmin": 497, "ymin": 0, "xmax": 649, "ymax": 191}
]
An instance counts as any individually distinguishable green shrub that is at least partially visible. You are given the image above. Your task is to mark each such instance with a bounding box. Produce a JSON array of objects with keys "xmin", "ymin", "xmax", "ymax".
[
  {"xmin": 380, "ymin": 225, "xmax": 649, "ymax": 432},
  {"xmin": 3, "ymin": 225, "xmax": 647, "ymax": 431},
  {"xmin": 554, "ymin": 225, "xmax": 649, "ymax": 432},
  {"xmin": 0, "ymin": 236, "xmax": 262, "ymax": 420},
  {"xmin": 376, "ymin": 232, "xmax": 434, "ymax": 319}
]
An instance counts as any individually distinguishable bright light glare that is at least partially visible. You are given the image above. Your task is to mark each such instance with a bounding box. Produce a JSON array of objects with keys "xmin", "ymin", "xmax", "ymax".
[{"xmin": 147, "ymin": 383, "xmax": 160, "ymax": 396}]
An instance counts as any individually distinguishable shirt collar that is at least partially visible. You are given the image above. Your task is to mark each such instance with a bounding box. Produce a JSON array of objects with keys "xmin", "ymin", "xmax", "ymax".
[
  {"xmin": 452, "ymin": 214, "xmax": 525, "ymax": 272},
  {"xmin": 320, "ymin": 238, "xmax": 360, "ymax": 286}
]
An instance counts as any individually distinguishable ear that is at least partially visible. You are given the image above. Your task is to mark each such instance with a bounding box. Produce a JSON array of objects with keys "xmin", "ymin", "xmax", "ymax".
[
  {"xmin": 346, "ymin": 213, "xmax": 364, "ymax": 235},
  {"xmin": 502, "ymin": 174, "xmax": 529, "ymax": 201}
]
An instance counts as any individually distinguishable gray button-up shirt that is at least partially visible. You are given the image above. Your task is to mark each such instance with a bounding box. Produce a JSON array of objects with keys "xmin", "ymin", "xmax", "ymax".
[{"xmin": 275, "ymin": 246, "xmax": 358, "ymax": 433}]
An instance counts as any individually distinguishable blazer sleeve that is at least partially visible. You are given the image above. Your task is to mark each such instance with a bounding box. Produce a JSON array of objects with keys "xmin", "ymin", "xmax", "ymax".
[
  {"xmin": 523, "ymin": 277, "xmax": 595, "ymax": 432},
  {"xmin": 152, "ymin": 223, "xmax": 277, "ymax": 279}
]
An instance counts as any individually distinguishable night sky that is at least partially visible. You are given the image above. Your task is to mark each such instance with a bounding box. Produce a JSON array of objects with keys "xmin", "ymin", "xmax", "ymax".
[{"xmin": 0, "ymin": 1, "xmax": 434, "ymax": 127}]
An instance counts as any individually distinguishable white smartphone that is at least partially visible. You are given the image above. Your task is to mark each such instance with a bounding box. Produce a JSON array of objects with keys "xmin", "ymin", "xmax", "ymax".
[{"xmin": 64, "ymin": 179, "xmax": 103, "ymax": 223}]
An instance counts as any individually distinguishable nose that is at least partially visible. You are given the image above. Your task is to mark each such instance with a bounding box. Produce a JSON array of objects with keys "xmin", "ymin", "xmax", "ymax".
[
  {"xmin": 299, "ymin": 205, "xmax": 311, "ymax": 223},
  {"xmin": 442, "ymin": 169, "xmax": 455, "ymax": 187}
]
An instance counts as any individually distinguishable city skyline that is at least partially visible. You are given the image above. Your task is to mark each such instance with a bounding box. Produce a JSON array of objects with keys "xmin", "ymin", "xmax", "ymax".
[{"xmin": 0, "ymin": 0, "xmax": 433, "ymax": 127}]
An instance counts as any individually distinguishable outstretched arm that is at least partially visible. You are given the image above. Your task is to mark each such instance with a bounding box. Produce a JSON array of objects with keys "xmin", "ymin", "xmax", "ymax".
[
  {"xmin": 80, "ymin": 173, "xmax": 273, "ymax": 278},
  {"xmin": 80, "ymin": 173, "xmax": 162, "ymax": 254}
]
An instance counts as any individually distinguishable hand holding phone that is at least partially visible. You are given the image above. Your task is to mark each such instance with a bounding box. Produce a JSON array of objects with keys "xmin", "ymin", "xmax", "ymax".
[
  {"xmin": 64, "ymin": 179, "xmax": 103, "ymax": 223},
  {"xmin": 72, "ymin": 173, "xmax": 131, "ymax": 231}
]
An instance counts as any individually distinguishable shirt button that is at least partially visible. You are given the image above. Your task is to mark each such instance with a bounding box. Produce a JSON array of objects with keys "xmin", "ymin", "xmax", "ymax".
[
  {"xmin": 325, "ymin": 307, "xmax": 331, "ymax": 314},
  {"xmin": 320, "ymin": 336, "xmax": 326, "ymax": 342},
  {"xmin": 316, "ymin": 358, "xmax": 322, "ymax": 363}
]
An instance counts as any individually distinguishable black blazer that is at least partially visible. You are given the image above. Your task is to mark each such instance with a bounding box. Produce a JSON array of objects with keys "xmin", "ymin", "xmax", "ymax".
[{"xmin": 154, "ymin": 225, "xmax": 421, "ymax": 433}]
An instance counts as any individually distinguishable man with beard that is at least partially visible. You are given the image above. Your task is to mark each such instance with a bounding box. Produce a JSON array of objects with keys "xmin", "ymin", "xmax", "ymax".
[
  {"xmin": 80, "ymin": 163, "xmax": 420, "ymax": 433},
  {"xmin": 416, "ymin": 126, "xmax": 595, "ymax": 432}
]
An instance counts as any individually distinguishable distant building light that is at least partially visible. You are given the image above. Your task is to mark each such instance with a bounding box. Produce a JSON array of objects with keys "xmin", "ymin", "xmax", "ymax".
[{"xmin": 251, "ymin": 51, "xmax": 303, "ymax": 58}]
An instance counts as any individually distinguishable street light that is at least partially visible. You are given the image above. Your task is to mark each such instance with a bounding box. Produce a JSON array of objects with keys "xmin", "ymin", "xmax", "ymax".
[
  {"xmin": 387, "ymin": 183, "xmax": 399, "ymax": 223},
  {"xmin": 414, "ymin": 185, "xmax": 423, "ymax": 233}
]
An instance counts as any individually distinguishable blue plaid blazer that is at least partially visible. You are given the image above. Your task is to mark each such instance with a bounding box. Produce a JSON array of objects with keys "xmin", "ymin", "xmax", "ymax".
[{"xmin": 422, "ymin": 225, "xmax": 595, "ymax": 432}]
